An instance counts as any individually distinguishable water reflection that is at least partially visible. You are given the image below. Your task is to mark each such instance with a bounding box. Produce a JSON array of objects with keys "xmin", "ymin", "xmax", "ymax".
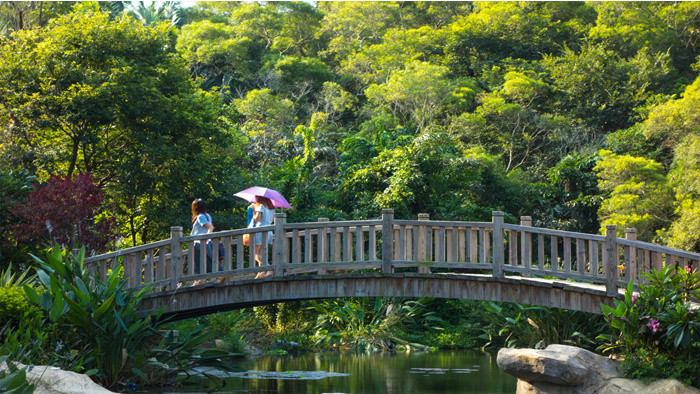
[{"xmin": 216, "ymin": 350, "xmax": 516, "ymax": 393}]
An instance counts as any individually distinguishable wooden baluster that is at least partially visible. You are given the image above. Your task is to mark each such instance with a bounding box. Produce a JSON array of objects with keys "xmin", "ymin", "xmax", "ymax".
[
  {"xmin": 538, "ymin": 234, "xmax": 545, "ymax": 271},
  {"xmin": 381, "ymin": 209, "xmax": 394, "ymax": 273},
  {"xmin": 445, "ymin": 227, "xmax": 452, "ymax": 262},
  {"xmin": 520, "ymin": 216, "xmax": 532, "ymax": 277},
  {"xmin": 291, "ymin": 229, "xmax": 299, "ymax": 264},
  {"xmin": 170, "ymin": 226, "xmax": 182, "ymax": 290},
  {"xmin": 459, "ymin": 227, "xmax": 466, "ymax": 263},
  {"xmin": 249, "ymin": 229, "xmax": 257, "ymax": 271},
  {"xmin": 576, "ymin": 239, "xmax": 585, "ymax": 277},
  {"xmin": 224, "ymin": 236, "xmax": 232, "ymax": 272},
  {"xmin": 334, "ymin": 227, "xmax": 341, "ymax": 262},
  {"xmin": 212, "ymin": 238, "xmax": 220, "ymax": 275},
  {"xmin": 356, "ymin": 225, "xmax": 364, "ymax": 263},
  {"xmin": 399, "ymin": 225, "xmax": 407, "ymax": 262},
  {"xmin": 550, "ymin": 235, "xmax": 559, "ymax": 271},
  {"xmin": 509, "ymin": 230, "xmax": 517, "ymax": 266},
  {"xmin": 438, "ymin": 226, "xmax": 446, "ymax": 262},
  {"xmin": 369, "ymin": 224, "xmax": 377, "ymax": 262},
  {"xmin": 145, "ymin": 249, "xmax": 154, "ymax": 284},
  {"xmin": 492, "ymin": 211, "xmax": 504, "ymax": 278},
  {"xmin": 273, "ymin": 213, "xmax": 286, "ymax": 277},
  {"xmin": 590, "ymin": 241, "xmax": 599, "ymax": 278},
  {"xmin": 470, "ymin": 228, "xmax": 478, "ymax": 264},
  {"xmin": 405, "ymin": 226, "xmax": 413, "ymax": 261},
  {"xmin": 605, "ymin": 225, "xmax": 618, "ymax": 297},
  {"xmin": 319, "ymin": 218, "xmax": 329, "ymax": 274},
  {"xmin": 563, "ymin": 237, "xmax": 572, "ymax": 274},
  {"xmin": 626, "ymin": 229, "xmax": 637, "ymax": 284},
  {"xmin": 261, "ymin": 231, "xmax": 269, "ymax": 269},
  {"xmin": 343, "ymin": 226, "xmax": 351, "ymax": 262},
  {"xmin": 305, "ymin": 228, "xmax": 312, "ymax": 264},
  {"xmin": 418, "ymin": 213, "xmax": 429, "ymax": 273},
  {"xmin": 236, "ymin": 234, "xmax": 243, "ymax": 271}
]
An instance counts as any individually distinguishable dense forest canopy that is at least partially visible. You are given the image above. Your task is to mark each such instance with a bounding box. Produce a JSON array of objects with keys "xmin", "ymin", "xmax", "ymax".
[{"xmin": 1, "ymin": 1, "xmax": 700, "ymax": 270}]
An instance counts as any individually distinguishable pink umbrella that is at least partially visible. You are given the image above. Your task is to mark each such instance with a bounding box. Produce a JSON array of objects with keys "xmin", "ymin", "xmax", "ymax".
[{"xmin": 234, "ymin": 186, "xmax": 292, "ymax": 209}]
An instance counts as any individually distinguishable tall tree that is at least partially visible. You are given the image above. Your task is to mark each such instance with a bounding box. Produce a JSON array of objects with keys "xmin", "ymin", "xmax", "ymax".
[{"xmin": 0, "ymin": 11, "xmax": 231, "ymax": 244}]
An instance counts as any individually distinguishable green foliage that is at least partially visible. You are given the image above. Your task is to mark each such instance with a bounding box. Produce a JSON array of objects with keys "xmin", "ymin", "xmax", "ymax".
[
  {"xmin": 598, "ymin": 266, "xmax": 700, "ymax": 387},
  {"xmin": 7, "ymin": 246, "xmax": 238, "ymax": 390},
  {"xmin": 480, "ymin": 302, "xmax": 609, "ymax": 351},
  {"xmin": 309, "ymin": 298, "xmax": 442, "ymax": 352},
  {"xmin": 0, "ymin": 355, "xmax": 34, "ymax": 394},
  {"xmin": 0, "ymin": 286, "xmax": 39, "ymax": 333},
  {"xmin": 589, "ymin": 2, "xmax": 700, "ymax": 76},
  {"xmin": 621, "ymin": 347, "xmax": 700, "ymax": 387},
  {"xmin": 595, "ymin": 150, "xmax": 673, "ymax": 240},
  {"xmin": 543, "ymin": 44, "xmax": 675, "ymax": 132}
]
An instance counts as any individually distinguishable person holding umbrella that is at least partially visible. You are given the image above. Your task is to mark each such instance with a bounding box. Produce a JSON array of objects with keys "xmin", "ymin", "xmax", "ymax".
[
  {"xmin": 251, "ymin": 195, "xmax": 276, "ymax": 278},
  {"xmin": 234, "ymin": 186, "xmax": 292, "ymax": 279}
]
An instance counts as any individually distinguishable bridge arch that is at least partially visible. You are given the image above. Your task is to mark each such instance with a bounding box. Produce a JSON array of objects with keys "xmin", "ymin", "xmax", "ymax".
[{"xmin": 143, "ymin": 273, "xmax": 619, "ymax": 321}]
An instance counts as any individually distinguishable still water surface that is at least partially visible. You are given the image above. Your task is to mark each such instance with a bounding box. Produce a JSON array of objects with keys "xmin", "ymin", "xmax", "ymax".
[{"xmin": 185, "ymin": 350, "xmax": 516, "ymax": 393}]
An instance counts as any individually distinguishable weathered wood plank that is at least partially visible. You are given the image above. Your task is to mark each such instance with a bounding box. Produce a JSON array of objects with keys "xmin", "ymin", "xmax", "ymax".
[{"xmin": 563, "ymin": 237, "xmax": 571, "ymax": 274}]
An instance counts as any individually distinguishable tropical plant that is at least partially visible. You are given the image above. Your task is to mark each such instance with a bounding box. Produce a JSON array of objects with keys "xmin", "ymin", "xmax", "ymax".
[
  {"xmin": 0, "ymin": 355, "xmax": 34, "ymax": 394},
  {"xmin": 309, "ymin": 297, "xmax": 442, "ymax": 352},
  {"xmin": 10, "ymin": 246, "xmax": 238, "ymax": 390},
  {"xmin": 479, "ymin": 302, "xmax": 609, "ymax": 350},
  {"xmin": 598, "ymin": 266, "xmax": 700, "ymax": 386}
]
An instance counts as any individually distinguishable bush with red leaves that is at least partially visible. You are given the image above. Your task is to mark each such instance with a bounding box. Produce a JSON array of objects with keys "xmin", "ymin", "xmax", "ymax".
[{"xmin": 10, "ymin": 173, "xmax": 115, "ymax": 252}]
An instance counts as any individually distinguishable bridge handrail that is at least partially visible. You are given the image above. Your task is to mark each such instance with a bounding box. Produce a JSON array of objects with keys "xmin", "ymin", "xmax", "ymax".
[
  {"xmin": 616, "ymin": 238, "xmax": 700, "ymax": 261},
  {"xmin": 502, "ymin": 224, "xmax": 605, "ymax": 242},
  {"xmin": 84, "ymin": 239, "xmax": 171, "ymax": 264},
  {"xmin": 180, "ymin": 225, "xmax": 274, "ymax": 243},
  {"xmin": 81, "ymin": 210, "xmax": 698, "ymax": 297}
]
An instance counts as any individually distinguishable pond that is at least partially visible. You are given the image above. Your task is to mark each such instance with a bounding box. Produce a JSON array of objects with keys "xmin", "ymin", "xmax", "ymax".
[{"xmin": 168, "ymin": 350, "xmax": 517, "ymax": 393}]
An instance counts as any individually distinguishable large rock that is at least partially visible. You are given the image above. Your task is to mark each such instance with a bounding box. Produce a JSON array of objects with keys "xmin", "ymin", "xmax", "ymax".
[
  {"xmin": 497, "ymin": 344, "xmax": 699, "ymax": 394},
  {"xmin": 1, "ymin": 362, "xmax": 115, "ymax": 394},
  {"xmin": 497, "ymin": 344, "xmax": 620, "ymax": 387}
]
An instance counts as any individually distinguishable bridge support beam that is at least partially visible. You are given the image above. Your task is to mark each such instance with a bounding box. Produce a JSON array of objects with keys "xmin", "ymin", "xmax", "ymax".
[{"xmin": 146, "ymin": 273, "xmax": 619, "ymax": 321}]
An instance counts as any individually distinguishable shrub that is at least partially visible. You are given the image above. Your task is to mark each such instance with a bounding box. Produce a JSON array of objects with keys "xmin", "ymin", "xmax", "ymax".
[
  {"xmin": 0, "ymin": 286, "xmax": 40, "ymax": 332},
  {"xmin": 11, "ymin": 246, "xmax": 238, "ymax": 390},
  {"xmin": 599, "ymin": 266, "xmax": 700, "ymax": 387}
]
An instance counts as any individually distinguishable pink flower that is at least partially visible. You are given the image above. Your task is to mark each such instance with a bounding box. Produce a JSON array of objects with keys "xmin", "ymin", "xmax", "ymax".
[
  {"xmin": 647, "ymin": 318, "xmax": 661, "ymax": 333},
  {"xmin": 631, "ymin": 291, "xmax": 639, "ymax": 303},
  {"xmin": 687, "ymin": 266, "xmax": 692, "ymax": 274}
]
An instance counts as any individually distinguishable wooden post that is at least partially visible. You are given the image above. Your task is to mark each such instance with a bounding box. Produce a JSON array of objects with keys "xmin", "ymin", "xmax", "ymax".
[
  {"xmin": 520, "ymin": 216, "xmax": 532, "ymax": 278},
  {"xmin": 605, "ymin": 225, "xmax": 618, "ymax": 297},
  {"xmin": 273, "ymin": 213, "xmax": 286, "ymax": 277},
  {"xmin": 626, "ymin": 228, "xmax": 637, "ymax": 285},
  {"xmin": 492, "ymin": 211, "xmax": 504, "ymax": 279},
  {"xmin": 418, "ymin": 213, "xmax": 429, "ymax": 273},
  {"xmin": 170, "ymin": 226, "xmax": 182, "ymax": 290},
  {"xmin": 382, "ymin": 209, "xmax": 394, "ymax": 274},
  {"xmin": 318, "ymin": 218, "xmax": 329, "ymax": 275}
]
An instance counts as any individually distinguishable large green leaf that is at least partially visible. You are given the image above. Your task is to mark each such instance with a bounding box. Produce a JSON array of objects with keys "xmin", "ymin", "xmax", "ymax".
[{"xmin": 93, "ymin": 293, "xmax": 116, "ymax": 321}]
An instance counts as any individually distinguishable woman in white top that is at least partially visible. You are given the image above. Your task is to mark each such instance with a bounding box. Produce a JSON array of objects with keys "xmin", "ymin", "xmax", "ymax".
[
  {"xmin": 253, "ymin": 195, "xmax": 275, "ymax": 279},
  {"xmin": 191, "ymin": 198, "xmax": 214, "ymax": 286}
]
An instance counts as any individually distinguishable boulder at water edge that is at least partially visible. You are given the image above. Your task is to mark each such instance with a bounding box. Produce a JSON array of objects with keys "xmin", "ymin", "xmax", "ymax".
[
  {"xmin": 1, "ymin": 362, "xmax": 115, "ymax": 394},
  {"xmin": 497, "ymin": 344, "xmax": 699, "ymax": 394}
]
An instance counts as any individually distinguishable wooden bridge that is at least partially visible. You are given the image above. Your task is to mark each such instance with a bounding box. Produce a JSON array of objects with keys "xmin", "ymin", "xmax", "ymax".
[{"xmin": 83, "ymin": 210, "xmax": 700, "ymax": 320}]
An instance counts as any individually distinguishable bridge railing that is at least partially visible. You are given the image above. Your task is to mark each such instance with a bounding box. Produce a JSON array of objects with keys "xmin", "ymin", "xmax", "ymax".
[{"xmin": 84, "ymin": 209, "xmax": 700, "ymax": 296}]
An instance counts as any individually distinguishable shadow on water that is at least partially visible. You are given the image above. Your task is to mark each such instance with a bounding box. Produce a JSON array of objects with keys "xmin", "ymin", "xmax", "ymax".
[{"xmin": 162, "ymin": 350, "xmax": 517, "ymax": 393}]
